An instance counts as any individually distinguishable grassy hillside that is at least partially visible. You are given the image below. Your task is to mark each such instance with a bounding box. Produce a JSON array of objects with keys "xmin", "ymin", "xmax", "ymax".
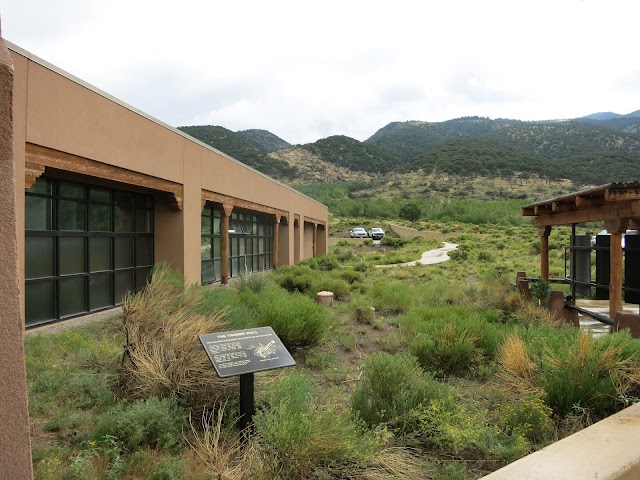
[{"xmin": 236, "ymin": 129, "xmax": 291, "ymax": 152}]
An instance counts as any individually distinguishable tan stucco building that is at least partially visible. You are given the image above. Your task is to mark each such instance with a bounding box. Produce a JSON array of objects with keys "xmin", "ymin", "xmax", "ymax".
[
  {"xmin": 1, "ymin": 36, "xmax": 327, "ymax": 478},
  {"xmin": 9, "ymin": 40, "xmax": 328, "ymax": 328}
]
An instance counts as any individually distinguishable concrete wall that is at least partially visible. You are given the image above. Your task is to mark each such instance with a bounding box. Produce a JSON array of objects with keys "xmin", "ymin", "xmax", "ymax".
[
  {"xmin": 481, "ymin": 402, "xmax": 640, "ymax": 480},
  {"xmin": 0, "ymin": 35, "xmax": 33, "ymax": 480}
]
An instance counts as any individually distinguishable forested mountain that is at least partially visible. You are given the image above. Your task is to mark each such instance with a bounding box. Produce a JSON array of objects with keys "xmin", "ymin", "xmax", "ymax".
[
  {"xmin": 179, "ymin": 111, "xmax": 640, "ymax": 194},
  {"xmin": 300, "ymin": 135, "xmax": 400, "ymax": 174},
  {"xmin": 177, "ymin": 125, "xmax": 298, "ymax": 180},
  {"xmin": 236, "ymin": 129, "xmax": 290, "ymax": 152}
]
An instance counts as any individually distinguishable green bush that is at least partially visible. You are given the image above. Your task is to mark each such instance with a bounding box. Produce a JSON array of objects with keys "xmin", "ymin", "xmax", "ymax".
[
  {"xmin": 351, "ymin": 352, "xmax": 444, "ymax": 427},
  {"xmin": 340, "ymin": 269, "xmax": 363, "ymax": 284},
  {"xmin": 249, "ymin": 286, "xmax": 328, "ymax": 348},
  {"xmin": 95, "ymin": 397, "xmax": 186, "ymax": 451},
  {"xmin": 501, "ymin": 397, "xmax": 554, "ymax": 443},
  {"xmin": 370, "ymin": 281, "xmax": 415, "ymax": 313},
  {"xmin": 409, "ymin": 327, "xmax": 480, "ymax": 378},
  {"xmin": 229, "ymin": 272, "xmax": 270, "ymax": 293},
  {"xmin": 255, "ymin": 372, "xmax": 382, "ymax": 479},
  {"xmin": 380, "ymin": 236, "xmax": 410, "ymax": 248},
  {"xmin": 311, "ymin": 277, "xmax": 351, "ymax": 300},
  {"xmin": 400, "ymin": 306, "xmax": 504, "ymax": 377}
]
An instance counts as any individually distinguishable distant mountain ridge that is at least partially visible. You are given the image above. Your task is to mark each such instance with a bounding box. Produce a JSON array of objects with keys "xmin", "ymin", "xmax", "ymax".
[{"xmin": 178, "ymin": 108, "xmax": 640, "ymax": 191}]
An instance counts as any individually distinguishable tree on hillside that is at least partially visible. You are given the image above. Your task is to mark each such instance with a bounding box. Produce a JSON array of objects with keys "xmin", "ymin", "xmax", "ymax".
[{"xmin": 399, "ymin": 203, "xmax": 421, "ymax": 222}]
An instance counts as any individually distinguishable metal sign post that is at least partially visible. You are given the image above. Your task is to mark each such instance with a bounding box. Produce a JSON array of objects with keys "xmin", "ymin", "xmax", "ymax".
[{"xmin": 199, "ymin": 326, "xmax": 295, "ymax": 433}]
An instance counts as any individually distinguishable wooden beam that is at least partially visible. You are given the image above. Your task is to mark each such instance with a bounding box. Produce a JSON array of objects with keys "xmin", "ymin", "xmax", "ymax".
[
  {"xmin": 26, "ymin": 143, "xmax": 183, "ymax": 210},
  {"xmin": 610, "ymin": 232, "xmax": 623, "ymax": 319},
  {"xmin": 534, "ymin": 206, "xmax": 553, "ymax": 216},
  {"xmin": 538, "ymin": 226, "xmax": 551, "ymax": 281},
  {"xmin": 273, "ymin": 215, "xmax": 280, "ymax": 269},
  {"xmin": 535, "ymin": 201, "xmax": 640, "ymax": 227},
  {"xmin": 522, "ymin": 207, "xmax": 536, "ymax": 217},
  {"xmin": 575, "ymin": 196, "xmax": 605, "ymax": 208},
  {"xmin": 552, "ymin": 201, "xmax": 574, "ymax": 213},
  {"xmin": 605, "ymin": 187, "xmax": 640, "ymax": 202},
  {"xmin": 202, "ymin": 190, "xmax": 288, "ymax": 219}
]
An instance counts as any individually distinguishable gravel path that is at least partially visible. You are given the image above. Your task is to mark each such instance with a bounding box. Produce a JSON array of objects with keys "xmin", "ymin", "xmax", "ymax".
[{"xmin": 377, "ymin": 242, "xmax": 458, "ymax": 268}]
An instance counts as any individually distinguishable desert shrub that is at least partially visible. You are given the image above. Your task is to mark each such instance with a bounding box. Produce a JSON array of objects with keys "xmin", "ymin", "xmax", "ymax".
[
  {"xmin": 380, "ymin": 236, "xmax": 409, "ymax": 248},
  {"xmin": 229, "ymin": 272, "xmax": 269, "ymax": 293},
  {"xmin": 120, "ymin": 264, "xmax": 235, "ymax": 410},
  {"xmin": 275, "ymin": 265, "xmax": 315, "ymax": 293},
  {"xmin": 409, "ymin": 325, "xmax": 481, "ymax": 378},
  {"xmin": 307, "ymin": 254, "xmax": 340, "ymax": 271},
  {"xmin": 530, "ymin": 278, "xmax": 551, "ymax": 303},
  {"xmin": 311, "ymin": 277, "xmax": 351, "ymax": 300},
  {"xmin": 336, "ymin": 249, "xmax": 355, "ymax": 262},
  {"xmin": 247, "ymin": 286, "xmax": 328, "ymax": 348},
  {"xmin": 340, "ymin": 269, "xmax": 363, "ymax": 284},
  {"xmin": 448, "ymin": 249, "xmax": 469, "ymax": 261},
  {"xmin": 336, "ymin": 240, "xmax": 355, "ymax": 247},
  {"xmin": 352, "ymin": 260, "xmax": 370, "ymax": 272},
  {"xmin": 352, "ymin": 352, "xmax": 444, "ymax": 427},
  {"xmin": 400, "ymin": 306, "xmax": 504, "ymax": 376},
  {"xmin": 370, "ymin": 281, "xmax": 415, "ymax": 313},
  {"xmin": 477, "ymin": 250, "xmax": 495, "ymax": 262},
  {"xmin": 404, "ymin": 399, "xmax": 528, "ymax": 465},
  {"xmin": 255, "ymin": 372, "xmax": 389, "ymax": 479},
  {"xmin": 95, "ymin": 397, "xmax": 186, "ymax": 451},
  {"xmin": 501, "ymin": 397, "xmax": 554, "ymax": 443}
]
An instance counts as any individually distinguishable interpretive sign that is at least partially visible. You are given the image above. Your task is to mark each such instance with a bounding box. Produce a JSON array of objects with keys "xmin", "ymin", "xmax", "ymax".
[{"xmin": 199, "ymin": 326, "xmax": 295, "ymax": 378}]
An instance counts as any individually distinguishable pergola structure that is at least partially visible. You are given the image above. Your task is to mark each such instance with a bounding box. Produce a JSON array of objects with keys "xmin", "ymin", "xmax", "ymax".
[{"xmin": 522, "ymin": 182, "xmax": 640, "ymax": 319}]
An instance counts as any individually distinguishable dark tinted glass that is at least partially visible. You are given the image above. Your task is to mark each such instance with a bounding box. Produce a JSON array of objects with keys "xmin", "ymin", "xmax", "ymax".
[
  {"xmin": 59, "ymin": 200, "xmax": 86, "ymax": 231},
  {"xmin": 202, "ymin": 261, "xmax": 215, "ymax": 283},
  {"xmin": 90, "ymin": 187, "xmax": 111, "ymax": 203},
  {"xmin": 25, "ymin": 281, "xmax": 55, "ymax": 326},
  {"xmin": 25, "ymin": 236, "xmax": 55, "ymax": 278},
  {"xmin": 201, "ymin": 238, "xmax": 212, "ymax": 260},
  {"xmin": 115, "ymin": 238, "xmax": 134, "ymax": 268},
  {"xmin": 59, "ymin": 182, "xmax": 85, "ymax": 199},
  {"xmin": 135, "ymin": 267, "xmax": 151, "ymax": 292},
  {"xmin": 25, "ymin": 196, "xmax": 54, "ymax": 230},
  {"xmin": 28, "ymin": 177, "xmax": 53, "ymax": 195},
  {"xmin": 114, "ymin": 192, "xmax": 134, "ymax": 232},
  {"xmin": 59, "ymin": 276, "xmax": 87, "ymax": 317},
  {"xmin": 59, "ymin": 237, "xmax": 86, "ymax": 275},
  {"xmin": 135, "ymin": 237, "xmax": 153, "ymax": 266},
  {"xmin": 90, "ymin": 273, "xmax": 113, "ymax": 310},
  {"xmin": 135, "ymin": 208, "xmax": 152, "ymax": 233},
  {"xmin": 114, "ymin": 270, "xmax": 134, "ymax": 303},
  {"xmin": 90, "ymin": 237, "xmax": 112, "ymax": 272},
  {"xmin": 90, "ymin": 204, "xmax": 112, "ymax": 231}
]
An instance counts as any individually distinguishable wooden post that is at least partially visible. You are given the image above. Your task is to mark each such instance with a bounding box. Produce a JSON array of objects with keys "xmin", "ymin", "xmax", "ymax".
[
  {"xmin": 273, "ymin": 215, "xmax": 280, "ymax": 269},
  {"xmin": 313, "ymin": 223, "xmax": 318, "ymax": 257},
  {"xmin": 220, "ymin": 204, "xmax": 233, "ymax": 284},
  {"xmin": 538, "ymin": 226, "xmax": 551, "ymax": 281},
  {"xmin": 605, "ymin": 219, "xmax": 629, "ymax": 319}
]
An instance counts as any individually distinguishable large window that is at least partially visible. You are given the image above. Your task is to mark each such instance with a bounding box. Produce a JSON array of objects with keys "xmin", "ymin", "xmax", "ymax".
[
  {"xmin": 25, "ymin": 177, "xmax": 154, "ymax": 327},
  {"xmin": 201, "ymin": 206, "xmax": 274, "ymax": 284}
]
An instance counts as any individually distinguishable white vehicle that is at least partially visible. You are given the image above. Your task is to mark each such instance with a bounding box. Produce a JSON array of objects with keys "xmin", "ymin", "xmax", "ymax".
[
  {"xmin": 368, "ymin": 228, "xmax": 385, "ymax": 240},
  {"xmin": 349, "ymin": 227, "xmax": 368, "ymax": 238}
]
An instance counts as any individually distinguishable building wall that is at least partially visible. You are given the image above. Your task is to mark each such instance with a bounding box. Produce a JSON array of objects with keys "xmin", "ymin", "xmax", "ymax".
[
  {"xmin": 9, "ymin": 41, "xmax": 328, "ymax": 303},
  {"xmin": 0, "ymin": 36, "xmax": 33, "ymax": 480}
]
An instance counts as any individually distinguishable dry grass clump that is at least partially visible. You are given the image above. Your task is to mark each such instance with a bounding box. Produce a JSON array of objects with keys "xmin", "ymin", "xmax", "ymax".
[
  {"xmin": 186, "ymin": 405, "xmax": 263, "ymax": 480},
  {"xmin": 354, "ymin": 447, "xmax": 425, "ymax": 480},
  {"xmin": 120, "ymin": 263, "xmax": 235, "ymax": 410},
  {"xmin": 497, "ymin": 335, "xmax": 538, "ymax": 387},
  {"xmin": 504, "ymin": 291, "xmax": 555, "ymax": 327}
]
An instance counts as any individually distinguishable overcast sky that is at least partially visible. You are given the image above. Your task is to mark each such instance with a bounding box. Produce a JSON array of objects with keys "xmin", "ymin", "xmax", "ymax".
[{"xmin": 2, "ymin": 0, "xmax": 639, "ymax": 144}]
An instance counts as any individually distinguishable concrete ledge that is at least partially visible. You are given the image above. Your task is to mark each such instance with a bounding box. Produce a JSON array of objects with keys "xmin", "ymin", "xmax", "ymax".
[{"xmin": 481, "ymin": 403, "xmax": 640, "ymax": 480}]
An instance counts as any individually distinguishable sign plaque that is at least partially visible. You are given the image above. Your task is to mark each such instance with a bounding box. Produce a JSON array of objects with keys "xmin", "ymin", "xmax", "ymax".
[{"xmin": 199, "ymin": 326, "xmax": 295, "ymax": 378}]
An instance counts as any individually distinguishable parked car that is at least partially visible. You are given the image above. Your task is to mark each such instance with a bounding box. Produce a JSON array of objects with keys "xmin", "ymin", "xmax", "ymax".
[
  {"xmin": 349, "ymin": 227, "xmax": 368, "ymax": 238},
  {"xmin": 368, "ymin": 228, "xmax": 385, "ymax": 240}
]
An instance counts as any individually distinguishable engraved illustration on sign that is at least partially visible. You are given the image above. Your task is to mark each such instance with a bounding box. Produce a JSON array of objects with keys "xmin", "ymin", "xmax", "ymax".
[{"xmin": 254, "ymin": 341, "xmax": 277, "ymax": 358}]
